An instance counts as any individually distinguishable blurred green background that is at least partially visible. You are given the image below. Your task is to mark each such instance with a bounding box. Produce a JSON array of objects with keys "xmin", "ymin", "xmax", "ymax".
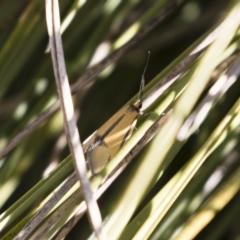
[{"xmin": 1, "ymin": 0, "xmax": 240, "ymax": 239}]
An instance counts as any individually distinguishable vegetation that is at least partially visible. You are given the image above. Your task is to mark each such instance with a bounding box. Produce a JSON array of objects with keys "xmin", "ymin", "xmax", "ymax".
[{"xmin": 0, "ymin": 0, "xmax": 240, "ymax": 239}]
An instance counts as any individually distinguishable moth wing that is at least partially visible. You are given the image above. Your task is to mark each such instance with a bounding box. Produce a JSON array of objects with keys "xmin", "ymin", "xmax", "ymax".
[
  {"xmin": 86, "ymin": 145, "xmax": 111, "ymax": 175},
  {"xmin": 104, "ymin": 107, "xmax": 138, "ymax": 156},
  {"xmin": 97, "ymin": 106, "xmax": 129, "ymax": 135},
  {"xmin": 83, "ymin": 104, "xmax": 140, "ymax": 175},
  {"xmin": 82, "ymin": 131, "xmax": 97, "ymax": 152}
]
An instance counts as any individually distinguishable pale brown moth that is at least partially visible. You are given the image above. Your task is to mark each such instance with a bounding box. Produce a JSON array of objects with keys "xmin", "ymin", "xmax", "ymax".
[{"xmin": 84, "ymin": 52, "xmax": 150, "ymax": 175}]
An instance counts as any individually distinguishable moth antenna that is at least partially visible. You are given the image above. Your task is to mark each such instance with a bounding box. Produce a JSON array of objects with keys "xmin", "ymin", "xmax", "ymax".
[{"xmin": 138, "ymin": 51, "xmax": 150, "ymax": 101}]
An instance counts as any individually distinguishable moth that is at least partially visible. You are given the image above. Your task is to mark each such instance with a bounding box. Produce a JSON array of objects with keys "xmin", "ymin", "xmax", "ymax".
[{"xmin": 84, "ymin": 52, "xmax": 150, "ymax": 175}]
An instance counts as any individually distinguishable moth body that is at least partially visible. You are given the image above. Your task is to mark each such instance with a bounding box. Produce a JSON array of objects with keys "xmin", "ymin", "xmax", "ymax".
[
  {"xmin": 84, "ymin": 52, "xmax": 149, "ymax": 175},
  {"xmin": 84, "ymin": 100, "xmax": 142, "ymax": 175}
]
